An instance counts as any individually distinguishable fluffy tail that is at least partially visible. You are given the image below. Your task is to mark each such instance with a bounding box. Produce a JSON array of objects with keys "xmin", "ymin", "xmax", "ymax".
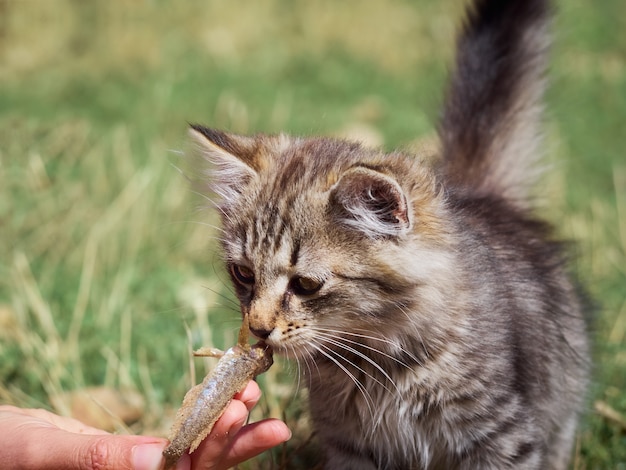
[{"xmin": 439, "ymin": 0, "xmax": 551, "ymax": 204}]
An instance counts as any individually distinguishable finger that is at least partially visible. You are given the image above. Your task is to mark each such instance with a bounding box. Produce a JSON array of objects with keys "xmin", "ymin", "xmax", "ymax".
[
  {"xmin": 218, "ymin": 419, "xmax": 291, "ymax": 469},
  {"xmin": 56, "ymin": 433, "xmax": 167, "ymax": 470},
  {"xmin": 190, "ymin": 399, "xmax": 249, "ymax": 469},
  {"xmin": 1, "ymin": 419, "xmax": 167, "ymax": 470},
  {"xmin": 232, "ymin": 380, "xmax": 262, "ymax": 412}
]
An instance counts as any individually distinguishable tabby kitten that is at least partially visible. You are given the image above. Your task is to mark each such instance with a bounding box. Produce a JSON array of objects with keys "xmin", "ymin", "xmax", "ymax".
[{"xmin": 188, "ymin": 0, "xmax": 589, "ymax": 468}]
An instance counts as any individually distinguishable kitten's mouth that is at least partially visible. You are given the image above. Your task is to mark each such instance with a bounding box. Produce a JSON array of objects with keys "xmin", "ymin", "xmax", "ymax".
[
  {"xmin": 250, "ymin": 325, "xmax": 300, "ymax": 346},
  {"xmin": 251, "ymin": 332, "xmax": 312, "ymax": 360}
]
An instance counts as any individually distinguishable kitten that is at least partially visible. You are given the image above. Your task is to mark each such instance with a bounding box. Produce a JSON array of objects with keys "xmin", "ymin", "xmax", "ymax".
[{"xmin": 188, "ymin": 0, "xmax": 590, "ymax": 468}]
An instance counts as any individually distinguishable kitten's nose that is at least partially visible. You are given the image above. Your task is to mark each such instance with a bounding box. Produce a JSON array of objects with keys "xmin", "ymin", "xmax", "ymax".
[{"xmin": 250, "ymin": 326, "xmax": 272, "ymax": 340}]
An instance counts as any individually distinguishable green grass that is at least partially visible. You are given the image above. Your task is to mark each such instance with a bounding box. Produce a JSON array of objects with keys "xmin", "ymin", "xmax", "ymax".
[{"xmin": 1, "ymin": 0, "xmax": 625, "ymax": 468}]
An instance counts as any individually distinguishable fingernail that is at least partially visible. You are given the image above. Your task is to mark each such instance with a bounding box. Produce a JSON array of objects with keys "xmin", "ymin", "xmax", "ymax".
[{"xmin": 132, "ymin": 442, "xmax": 165, "ymax": 470}]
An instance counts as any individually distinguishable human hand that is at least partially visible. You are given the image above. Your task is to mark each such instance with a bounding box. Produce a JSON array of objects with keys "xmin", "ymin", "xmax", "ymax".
[{"xmin": 0, "ymin": 381, "xmax": 290, "ymax": 470}]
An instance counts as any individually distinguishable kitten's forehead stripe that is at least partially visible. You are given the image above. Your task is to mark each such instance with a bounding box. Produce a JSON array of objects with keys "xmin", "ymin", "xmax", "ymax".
[
  {"xmin": 248, "ymin": 201, "xmax": 289, "ymax": 256},
  {"xmin": 271, "ymin": 215, "xmax": 288, "ymax": 255},
  {"xmin": 290, "ymin": 239, "xmax": 301, "ymax": 267},
  {"xmin": 238, "ymin": 224, "xmax": 249, "ymax": 260},
  {"xmin": 259, "ymin": 204, "xmax": 280, "ymax": 252},
  {"xmin": 274, "ymin": 155, "xmax": 306, "ymax": 194}
]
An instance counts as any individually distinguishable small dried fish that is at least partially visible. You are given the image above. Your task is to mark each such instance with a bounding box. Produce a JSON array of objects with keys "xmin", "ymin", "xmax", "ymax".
[{"xmin": 163, "ymin": 317, "xmax": 273, "ymax": 469}]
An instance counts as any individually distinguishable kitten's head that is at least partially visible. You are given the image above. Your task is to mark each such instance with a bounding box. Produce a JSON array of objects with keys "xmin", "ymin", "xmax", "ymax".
[{"xmin": 190, "ymin": 125, "xmax": 456, "ymax": 361}]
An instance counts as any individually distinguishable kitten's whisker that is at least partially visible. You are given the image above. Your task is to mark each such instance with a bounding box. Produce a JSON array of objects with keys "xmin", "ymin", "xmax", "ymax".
[
  {"xmin": 313, "ymin": 331, "xmax": 401, "ymax": 396},
  {"xmin": 302, "ymin": 346, "xmax": 319, "ymax": 377},
  {"xmin": 183, "ymin": 220, "xmax": 227, "ymax": 235},
  {"xmin": 313, "ymin": 327, "xmax": 416, "ymax": 370},
  {"xmin": 306, "ymin": 346, "xmax": 322, "ymax": 380},
  {"xmin": 189, "ymin": 188, "xmax": 236, "ymax": 226},
  {"xmin": 315, "ymin": 326, "xmax": 423, "ymax": 367},
  {"xmin": 391, "ymin": 304, "xmax": 430, "ymax": 360},
  {"xmin": 292, "ymin": 342, "xmax": 319, "ymax": 396},
  {"xmin": 309, "ymin": 339, "xmax": 376, "ymax": 420},
  {"xmin": 207, "ymin": 304, "xmax": 239, "ymax": 315},
  {"xmin": 189, "ymin": 189, "xmax": 221, "ymax": 210},
  {"xmin": 288, "ymin": 344, "xmax": 303, "ymax": 397},
  {"xmin": 200, "ymin": 284, "xmax": 241, "ymax": 309},
  {"xmin": 166, "ymin": 219, "xmax": 227, "ymax": 236}
]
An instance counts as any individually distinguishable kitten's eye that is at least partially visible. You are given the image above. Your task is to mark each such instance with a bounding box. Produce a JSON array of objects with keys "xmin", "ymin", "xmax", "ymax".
[
  {"xmin": 231, "ymin": 264, "xmax": 255, "ymax": 286},
  {"xmin": 291, "ymin": 276, "xmax": 324, "ymax": 296}
]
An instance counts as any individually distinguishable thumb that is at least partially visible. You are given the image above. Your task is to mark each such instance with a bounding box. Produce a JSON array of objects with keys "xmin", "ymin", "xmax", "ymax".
[
  {"xmin": 23, "ymin": 427, "xmax": 170, "ymax": 470},
  {"xmin": 70, "ymin": 434, "xmax": 169, "ymax": 470}
]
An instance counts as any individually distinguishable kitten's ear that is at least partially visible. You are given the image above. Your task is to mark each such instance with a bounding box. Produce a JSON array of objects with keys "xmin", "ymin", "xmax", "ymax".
[
  {"xmin": 188, "ymin": 125, "xmax": 259, "ymax": 206},
  {"xmin": 330, "ymin": 167, "xmax": 411, "ymax": 238}
]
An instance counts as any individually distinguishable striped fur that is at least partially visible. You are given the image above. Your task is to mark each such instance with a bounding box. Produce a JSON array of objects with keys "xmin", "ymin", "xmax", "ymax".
[{"xmin": 188, "ymin": 0, "xmax": 590, "ymax": 468}]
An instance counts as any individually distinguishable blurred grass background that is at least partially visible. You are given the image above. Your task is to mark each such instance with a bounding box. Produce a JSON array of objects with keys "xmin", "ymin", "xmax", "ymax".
[{"xmin": 0, "ymin": 0, "xmax": 624, "ymax": 468}]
